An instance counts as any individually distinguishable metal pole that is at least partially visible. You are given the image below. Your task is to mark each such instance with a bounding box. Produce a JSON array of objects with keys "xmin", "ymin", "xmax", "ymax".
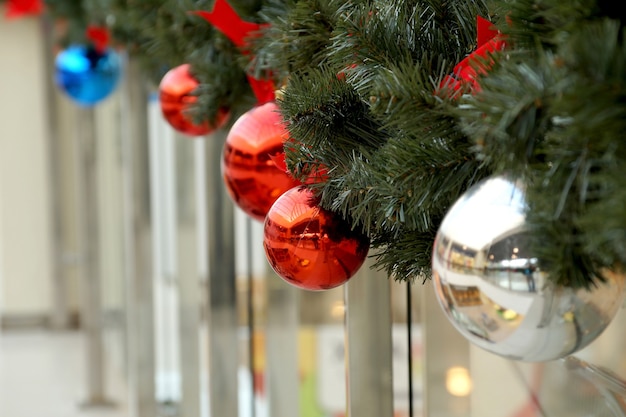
[
  {"xmin": 76, "ymin": 106, "xmax": 115, "ymax": 408},
  {"xmin": 175, "ymin": 134, "xmax": 202, "ymax": 417},
  {"xmin": 345, "ymin": 256, "xmax": 394, "ymax": 417},
  {"xmin": 245, "ymin": 216, "xmax": 256, "ymax": 417},
  {"xmin": 40, "ymin": 15, "xmax": 71, "ymax": 330},
  {"xmin": 205, "ymin": 130, "xmax": 239, "ymax": 417},
  {"xmin": 120, "ymin": 56, "xmax": 157, "ymax": 417},
  {"xmin": 265, "ymin": 264, "xmax": 300, "ymax": 417}
]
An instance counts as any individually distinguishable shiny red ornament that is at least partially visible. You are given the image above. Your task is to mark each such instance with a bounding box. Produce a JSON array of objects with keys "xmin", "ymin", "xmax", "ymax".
[
  {"xmin": 5, "ymin": 0, "xmax": 43, "ymax": 19},
  {"xmin": 159, "ymin": 64, "xmax": 229, "ymax": 136},
  {"xmin": 263, "ymin": 186, "xmax": 370, "ymax": 291},
  {"xmin": 221, "ymin": 101, "xmax": 301, "ymax": 222}
]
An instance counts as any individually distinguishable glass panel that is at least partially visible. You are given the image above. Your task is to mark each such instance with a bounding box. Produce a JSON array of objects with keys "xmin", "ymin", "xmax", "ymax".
[
  {"xmin": 420, "ymin": 280, "xmax": 471, "ymax": 417},
  {"xmin": 469, "ymin": 305, "xmax": 626, "ymax": 417},
  {"xmin": 345, "ymin": 259, "xmax": 394, "ymax": 417}
]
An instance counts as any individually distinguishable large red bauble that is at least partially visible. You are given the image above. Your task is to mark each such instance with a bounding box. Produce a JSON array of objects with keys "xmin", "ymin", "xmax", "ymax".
[
  {"xmin": 159, "ymin": 64, "xmax": 229, "ymax": 136},
  {"xmin": 263, "ymin": 186, "xmax": 370, "ymax": 291},
  {"xmin": 222, "ymin": 101, "xmax": 301, "ymax": 222}
]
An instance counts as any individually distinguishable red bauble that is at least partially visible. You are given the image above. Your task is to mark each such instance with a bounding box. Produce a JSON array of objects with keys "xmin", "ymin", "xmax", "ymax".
[
  {"xmin": 263, "ymin": 186, "xmax": 370, "ymax": 291},
  {"xmin": 222, "ymin": 101, "xmax": 301, "ymax": 221},
  {"xmin": 159, "ymin": 64, "xmax": 229, "ymax": 136}
]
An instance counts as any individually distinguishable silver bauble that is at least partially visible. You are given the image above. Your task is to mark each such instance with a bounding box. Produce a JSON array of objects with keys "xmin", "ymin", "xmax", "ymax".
[{"xmin": 432, "ymin": 176, "xmax": 625, "ymax": 362}]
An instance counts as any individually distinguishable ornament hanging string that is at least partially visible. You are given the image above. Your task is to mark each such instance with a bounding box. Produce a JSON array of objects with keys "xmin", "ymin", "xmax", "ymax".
[
  {"xmin": 440, "ymin": 16, "xmax": 506, "ymax": 93},
  {"xmin": 194, "ymin": 0, "xmax": 276, "ymax": 105},
  {"xmin": 4, "ymin": 0, "xmax": 44, "ymax": 19}
]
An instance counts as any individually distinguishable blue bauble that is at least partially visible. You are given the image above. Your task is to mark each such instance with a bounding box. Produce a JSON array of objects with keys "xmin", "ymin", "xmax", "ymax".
[{"xmin": 54, "ymin": 45, "xmax": 121, "ymax": 106}]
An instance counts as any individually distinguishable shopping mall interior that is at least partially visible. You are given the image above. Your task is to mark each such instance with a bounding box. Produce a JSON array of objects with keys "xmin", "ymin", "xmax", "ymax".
[{"xmin": 2, "ymin": 6, "xmax": 626, "ymax": 417}]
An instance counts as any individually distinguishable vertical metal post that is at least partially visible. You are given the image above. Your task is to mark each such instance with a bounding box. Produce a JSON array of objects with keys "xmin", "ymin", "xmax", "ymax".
[
  {"xmin": 120, "ymin": 57, "xmax": 157, "ymax": 417},
  {"xmin": 40, "ymin": 16, "xmax": 71, "ymax": 330},
  {"xmin": 151, "ymin": 106, "xmax": 180, "ymax": 408},
  {"xmin": 175, "ymin": 135, "xmax": 202, "ymax": 417},
  {"xmin": 76, "ymin": 107, "xmax": 115, "ymax": 408},
  {"xmin": 246, "ymin": 217, "xmax": 256, "ymax": 417},
  {"xmin": 345, "ymin": 256, "xmax": 394, "ymax": 417},
  {"xmin": 205, "ymin": 131, "xmax": 239, "ymax": 417},
  {"xmin": 265, "ymin": 266, "xmax": 300, "ymax": 417}
]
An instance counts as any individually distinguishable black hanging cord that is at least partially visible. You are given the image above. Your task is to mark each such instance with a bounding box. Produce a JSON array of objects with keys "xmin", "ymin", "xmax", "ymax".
[{"xmin": 407, "ymin": 281, "xmax": 414, "ymax": 417}]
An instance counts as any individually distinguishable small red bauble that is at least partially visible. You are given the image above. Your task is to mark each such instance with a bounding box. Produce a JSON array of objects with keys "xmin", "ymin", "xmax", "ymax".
[
  {"xmin": 222, "ymin": 101, "xmax": 301, "ymax": 222},
  {"xmin": 159, "ymin": 64, "xmax": 229, "ymax": 136},
  {"xmin": 263, "ymin": 186, "xmax": 370, "ymax": 291}
]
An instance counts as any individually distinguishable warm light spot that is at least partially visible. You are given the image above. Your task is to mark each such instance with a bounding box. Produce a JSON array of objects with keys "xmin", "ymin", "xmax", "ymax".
[
  {"xmin": 502, "ymin": 309, "xmax": 518, "ymax": 321},
  {"xmin": 513, "ymin": 247, "xmax": 519, "ymax": 253},
  {"xmin": 446, "ymin": 367, "xmax": 472, "ymax": 397},
  {"xmin": 331, "ymin": 301, "xmax": 345, "ymax": 318},
  {"xmin": 299, "ymin": 259, "xmax": 310, "ymax": 267}
]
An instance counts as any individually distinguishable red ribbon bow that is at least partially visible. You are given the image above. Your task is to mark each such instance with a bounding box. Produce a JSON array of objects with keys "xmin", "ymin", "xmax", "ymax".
[
  {"xmin": 194, "ymin": 0, "xmax": 275, "ymax": 105},
  {"xmin": 86, "ymin": 25, "xmax": 111, "ymax": 53},
  {"xmin": 440, "ymin": 16, "xmax": 506, "ymax": 94},
  {"xmin": 4, "ymin": 0, "xmax": 44, "ymax": 20}
]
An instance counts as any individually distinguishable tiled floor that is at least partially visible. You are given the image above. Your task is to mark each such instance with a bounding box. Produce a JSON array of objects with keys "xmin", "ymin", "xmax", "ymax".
[{"xmin": 0, "ymin": 330, "xmax": 128, "ymax": 417}]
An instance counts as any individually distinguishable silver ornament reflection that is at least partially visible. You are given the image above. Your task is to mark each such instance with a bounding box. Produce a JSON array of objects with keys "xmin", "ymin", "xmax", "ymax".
[{"xmin": 432, "ymin": 176, "xmax": 625, "ymax": 362}]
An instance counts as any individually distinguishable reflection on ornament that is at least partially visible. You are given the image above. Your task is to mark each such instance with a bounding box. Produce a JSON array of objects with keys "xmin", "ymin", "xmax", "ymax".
[
  {"xmin": 432, "ymin": 176, "xmax": 626, "ymax": 362},
  {"xmin": 222, "ymin": 101, "xmax": 301, "ymax": 221},
  {"xmin": 263, "ymin": 186, "xmax": 370, "ymax": 291},
  {"xmin": 159, "ymin": 64, "xmax": 229, "ymax": 136},
  {"xmin": 54, "ymin": 45, "xmax": 121, "ymax": 106}
]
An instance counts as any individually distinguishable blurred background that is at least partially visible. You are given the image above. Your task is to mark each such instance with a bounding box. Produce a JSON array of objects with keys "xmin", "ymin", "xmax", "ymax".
[{"xmin": 2, "ymin": 6, "xmax": 626, "ymax": 417}]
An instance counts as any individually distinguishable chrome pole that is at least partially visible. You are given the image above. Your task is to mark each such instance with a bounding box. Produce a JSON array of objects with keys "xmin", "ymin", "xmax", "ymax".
[
  {"xmin": 175, "ymin": 134, "xmax": 202, "ymax": 417},
  {"xmin": 265, "ymin": 264, "xmax": 300, "ymax": 417},
  {"xmin": 345, "ymin": 256, "xmax": 394, "ymax": 417},
  {"xmin": 120, "ymin": 57, "xmax": 157, "ymax": 417},
  {"xmin": 76, "ymin": 106, "xmax": 115, "ymax": 408},
  {"xmin": 205, "ymin": 130, "xmax": 239, "ymax": 417},
  {"xmin": 40, "ymin": 14, "xmax": 71, "ymax": 330}
]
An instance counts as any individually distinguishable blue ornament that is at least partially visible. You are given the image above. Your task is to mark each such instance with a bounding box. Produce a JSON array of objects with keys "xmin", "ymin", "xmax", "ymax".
[{"xmin": 54, "ymin": 45, "xmax": 121, "ymax": 106}]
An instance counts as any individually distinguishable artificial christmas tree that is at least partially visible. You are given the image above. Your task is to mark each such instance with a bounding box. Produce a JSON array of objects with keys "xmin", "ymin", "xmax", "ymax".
[{"xmin": 38, "ymin": 0, "xmax": 626, "ymax": 361}]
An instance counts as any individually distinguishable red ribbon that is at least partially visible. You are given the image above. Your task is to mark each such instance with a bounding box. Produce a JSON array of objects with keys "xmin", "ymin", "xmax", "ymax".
[
  {"xmin": 440, "ymin": 16, "xmax": 506, "ymax": 94},
  {"xmin": 194, "ymin": 0, "xmax": 275, "ymax": 105},
  {"xmin": 4, "ymin": 0, "xmax": 44, "ymax": 19},
  {"xmin": 86, "ymin": 25, "xmax": 111, "ymax": 53}
]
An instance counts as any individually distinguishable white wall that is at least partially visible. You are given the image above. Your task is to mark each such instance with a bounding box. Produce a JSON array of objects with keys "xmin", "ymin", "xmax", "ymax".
[{"xmin": 0, "ymin": 9, "xmax": 54, "ymax": 316}]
